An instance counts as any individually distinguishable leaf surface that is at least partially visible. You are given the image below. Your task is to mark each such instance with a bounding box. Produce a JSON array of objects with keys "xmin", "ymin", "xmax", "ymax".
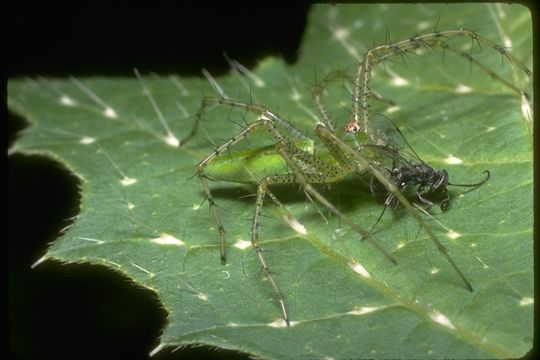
[{"xmin": 8, "ymin": 4, "xmax": 533, "ymax": 359}]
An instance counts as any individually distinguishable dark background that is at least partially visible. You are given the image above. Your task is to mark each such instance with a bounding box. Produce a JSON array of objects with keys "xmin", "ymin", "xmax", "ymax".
[{"xmin": 7, "ymin": 4, "xmax": 310, "ymax": 359}]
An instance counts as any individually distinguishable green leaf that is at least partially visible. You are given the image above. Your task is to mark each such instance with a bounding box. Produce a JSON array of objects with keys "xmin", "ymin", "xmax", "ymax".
[{"xmin": 9, "ymin": 4, "xmax": 533, "ymax": 359}]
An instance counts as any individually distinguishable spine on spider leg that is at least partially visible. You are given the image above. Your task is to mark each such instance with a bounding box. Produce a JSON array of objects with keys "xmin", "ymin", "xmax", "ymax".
[{"xmin": 439, "ymin": 29, "xmax": 532, "ymax": 78}]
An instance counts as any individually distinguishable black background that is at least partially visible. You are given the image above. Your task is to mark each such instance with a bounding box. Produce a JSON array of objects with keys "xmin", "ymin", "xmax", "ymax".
[{"xmin": 7, "ymin": 4, "xmax": 311, "ymax": 359}]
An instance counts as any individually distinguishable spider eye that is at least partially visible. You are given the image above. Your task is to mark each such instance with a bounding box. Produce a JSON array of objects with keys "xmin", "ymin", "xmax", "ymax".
[{"xmin": 344, "ymin": 121, "xmax": 360, "ymax": 133}]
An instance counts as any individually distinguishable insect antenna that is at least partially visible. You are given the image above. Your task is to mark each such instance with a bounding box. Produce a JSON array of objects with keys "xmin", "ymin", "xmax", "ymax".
[
  {"xmin": 365, "ymin": 203, "xmax": 389, "ymax": 238},
  {"xmin": 441, "ymin": 170, "xmax": 491, "ymax": 211},
  {"xmin": 448, "ymin": 170, "xmax": 490, "ymax": 187}
]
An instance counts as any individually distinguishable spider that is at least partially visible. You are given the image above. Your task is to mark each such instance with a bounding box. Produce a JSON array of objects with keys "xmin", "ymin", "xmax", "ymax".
[{"xmin": 182, "ymin": 28, "xmax": 532, "ymax": 326}]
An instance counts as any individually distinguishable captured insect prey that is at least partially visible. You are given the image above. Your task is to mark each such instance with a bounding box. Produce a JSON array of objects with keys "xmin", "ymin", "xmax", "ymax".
[
  {"xmin": 186, "ymin": 27, "xmax": 532, "ymax": 327},
  {"xmin": 364, "ymin": 120, "xmax": 491, "ymax": 237}
]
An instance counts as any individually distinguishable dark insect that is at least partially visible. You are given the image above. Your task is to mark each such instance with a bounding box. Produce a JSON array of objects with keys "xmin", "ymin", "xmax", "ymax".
[{"xmin": 366, "ymin": 122, "xmax": 490, "ymax": 235}]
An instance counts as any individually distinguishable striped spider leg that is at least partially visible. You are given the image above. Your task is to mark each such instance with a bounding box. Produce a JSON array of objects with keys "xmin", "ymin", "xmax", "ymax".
[{"xmin": 350, "ymin": 28, "xmax": 532, "ymax": 142}]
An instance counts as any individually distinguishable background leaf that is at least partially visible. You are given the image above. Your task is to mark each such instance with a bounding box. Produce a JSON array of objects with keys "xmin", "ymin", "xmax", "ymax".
[{"xmin": 9, "ymin": 4, "xmax": 533, "ymax": 359}]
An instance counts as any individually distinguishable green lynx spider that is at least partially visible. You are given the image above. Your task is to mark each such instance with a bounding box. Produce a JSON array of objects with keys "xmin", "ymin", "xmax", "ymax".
[{"xmin": 184, "ymin": 29, "xmax": 532, "ymax": 327}]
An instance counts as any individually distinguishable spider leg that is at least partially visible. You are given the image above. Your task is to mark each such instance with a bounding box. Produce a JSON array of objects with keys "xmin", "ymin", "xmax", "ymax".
[
  {"xmin": 252, "ymin": 174, "xmax": 298, "ymax": 327},
  {"xmin": 312, "ymin": 68, "xmax": 396, "ymax": 136},
  {"xmin": 197, "ymin": 117, "xmax": 269, "ymax": 263},
  {"xmin": 312, "ymin": 70, "xmax": 344, "ymax": 132},
  {"xmin": 354, "ymin": 29, "xmax": 532, "ymax": 143},
  {"xmin": 181, "ymin": 88, "xmax": 310, "ymax": 146},
  {"xmin": 318, "ymin": 125, "xmax": 474, "ymax": 291},
  {"xmin": 195, "ymin": 97, "xmax": 318, "ymax": 325}
]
